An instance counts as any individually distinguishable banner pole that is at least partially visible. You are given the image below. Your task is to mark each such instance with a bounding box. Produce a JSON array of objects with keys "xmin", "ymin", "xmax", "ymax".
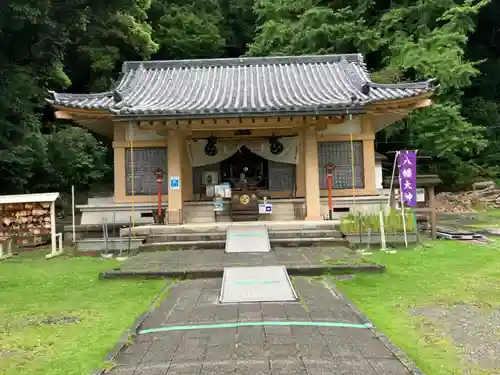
[
  {"xmin": 387, "ymin": 156, "xmax": 398, "ymax": 210},
  {"xmin": 396, "ymin": 151, "xmax": 408, "ymax": 247},
  {"xmin": 379, "ymin": 211, "xmax": 387, "ymax": 251}
]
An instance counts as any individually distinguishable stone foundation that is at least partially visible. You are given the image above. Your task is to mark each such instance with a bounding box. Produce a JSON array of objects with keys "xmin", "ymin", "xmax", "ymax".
[{"xmin": 76, "ymin": 195, "xmax": 388, "ymax": 226}]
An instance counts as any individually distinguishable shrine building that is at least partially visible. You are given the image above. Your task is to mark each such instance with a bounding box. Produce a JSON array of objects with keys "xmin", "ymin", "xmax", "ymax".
[{"xmin": 47, "ymin": 54, "xmax": 435, "ymax": 225}]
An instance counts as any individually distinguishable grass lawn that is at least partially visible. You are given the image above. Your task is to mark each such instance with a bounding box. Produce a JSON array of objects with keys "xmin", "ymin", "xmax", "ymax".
[
  {"xmin": 0, "ymin": 250, "xmax": 166, "ymax": 375},
  {"xmin": 335, "ymin": 240, "xmax": 500, "ymax": 375}
]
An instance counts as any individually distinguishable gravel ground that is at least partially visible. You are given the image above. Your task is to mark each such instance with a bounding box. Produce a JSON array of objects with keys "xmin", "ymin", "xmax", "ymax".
[{"xmin": 410, "ymin": 304, "xmax": 500, "ymax": 373}]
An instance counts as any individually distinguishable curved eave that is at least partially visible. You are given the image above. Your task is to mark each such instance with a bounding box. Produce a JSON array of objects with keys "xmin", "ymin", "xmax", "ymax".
[
  {"xmin": 366, "ymin": 92, "xmax": 434, "ymax": 111},
  {"xmin": 51, "ymin": 105, "xmax": 114, "ymax": 138},
  {"xmin": 52, "ymin": 105, "xmax": 112, "ymax": 117}
]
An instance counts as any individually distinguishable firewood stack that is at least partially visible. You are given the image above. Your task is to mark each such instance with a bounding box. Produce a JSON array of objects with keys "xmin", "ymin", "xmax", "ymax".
[
  {"xmin": 436, "ymin": 182, "xmax": 500, "ymax": 212},
  {"xmin": 0, "ymin": 202, "xmax": 52, "ymax": 244}
]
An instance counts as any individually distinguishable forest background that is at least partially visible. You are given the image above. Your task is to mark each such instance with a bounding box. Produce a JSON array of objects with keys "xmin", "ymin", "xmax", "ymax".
[{"xmin": 0, "ymin": 0, "xmax": 498, "ymax": 195}]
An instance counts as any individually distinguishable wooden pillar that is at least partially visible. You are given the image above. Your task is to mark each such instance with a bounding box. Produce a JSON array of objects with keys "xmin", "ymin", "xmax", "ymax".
[
  {"xmin": 304, "ymin": 126, "xmax": 321, "ymax": 220},
  {"xmin": 167, "ymin": 130, "xmax": 184, "ymax": 224},
  {"xmin": 181, "ymin": 136, "xmax": 193, "ymax": 201},
  {"xmin": 361, "ymin": 116, "xmax": 376, "ymax": 194},
  {"xmin": 428, "ymin": 185, "xmax": 437, "ymax": 240},
  {"xmin": 295, "ymin": 129, "xmax": 305, "ymax": 197},
  {"xmin": 113, "ymin": 122, "xmax": 126, "ymax": 202}
]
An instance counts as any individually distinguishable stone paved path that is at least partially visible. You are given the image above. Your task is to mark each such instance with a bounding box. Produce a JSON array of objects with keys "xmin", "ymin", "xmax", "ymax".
[
  {"xmin": 107, "ymin": 277, "xmax": 412, "ymax": 375},
  {"xmin": 114, "ymin": 247, "xmax": 366, "ymax": 272}
]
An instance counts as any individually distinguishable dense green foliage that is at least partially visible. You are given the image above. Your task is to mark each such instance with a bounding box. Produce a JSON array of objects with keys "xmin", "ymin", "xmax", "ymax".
[{"xmin": 0, "ymin": 0, "xmax": 498, "ymax": 193}]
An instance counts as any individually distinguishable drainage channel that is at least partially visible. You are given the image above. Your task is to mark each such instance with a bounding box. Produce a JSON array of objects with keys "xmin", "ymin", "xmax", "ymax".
[{"xmin": 219, "ymin": 266, "xmax": 298, "ymax": 303}]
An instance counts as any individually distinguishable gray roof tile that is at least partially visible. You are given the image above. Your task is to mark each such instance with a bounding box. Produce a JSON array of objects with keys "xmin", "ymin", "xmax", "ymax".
[{"xmin": 48, "ymin": 54, "xmax": 434, "ymax": 119}]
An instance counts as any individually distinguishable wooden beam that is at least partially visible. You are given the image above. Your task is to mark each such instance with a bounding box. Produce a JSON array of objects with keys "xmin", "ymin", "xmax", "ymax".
[
  {"xmin": 367, "ymin": 93, "xmax": 433, "ymax": 112},
  {"xmin": 73, "ymin": 118, "xmax": 114, "ymax": 138},
  {"xmin": 163, "ymin": 116, "xmax": 306, "ymax": 131},
  {"xmin": 53, "ymin": 106, "xmax": 111, "ymax": 118},
  {"xmin": 137, "ymin": 115, "xmax": 351, "ymax": 131},
  {"xmin": 54, "ymin": 111, "xmax": 73, "ymax": 120},
  {"xmin": 187, "ymin": 128, "xmax": 298, "ymax": 139}
]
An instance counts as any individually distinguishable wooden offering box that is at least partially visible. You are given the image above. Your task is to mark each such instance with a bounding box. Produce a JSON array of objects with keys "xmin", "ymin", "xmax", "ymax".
[{"xmin": 231, "ymin": 190, "xmax": 259, "ymax": 221}]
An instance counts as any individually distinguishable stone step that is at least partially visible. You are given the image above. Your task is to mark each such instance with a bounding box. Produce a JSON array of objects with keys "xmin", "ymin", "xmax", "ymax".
[
  {"xmin": 147, "ymin": 233, "xmax": 226, "ymax": 242},
  {"xmin": 271, "ymin": 229, "xmax": 342, "ymax": 238},
  {"xmin": 140, "ymin": 237, "xmax": 348, "ymax": 251},
  {"xmin": 125, "ymin": 220, "xmax": 340, "ymax": 237},
  {"xmin": 75, "ymin": 237, "xmax": 145, "ymax": 253},
  {"xmin": 146, "ymin": 229, "xmax": 343, "ymax": 243}
]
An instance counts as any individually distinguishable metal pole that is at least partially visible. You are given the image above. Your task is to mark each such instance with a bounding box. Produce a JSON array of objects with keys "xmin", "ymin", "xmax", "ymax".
[
  {"xmin": 113, "ymin": 195, "xmax": 116, "ymax": 237},
  {"xmin": 358, "ymin": 213, "xmax": 362, "ymax": 246},
  {"xmin": 105, "ymin": 218, "xmax": 109, "ymax": 253},
  {"xmin": 387, "ymin": 157, "xmax": 398, "ymax": 210},
  {"xmin": 379, "ymin": 211, "xmax": 387, "ymax": 251},
  {"xmin": 71, "ymin": 185, "xmax": 76, "ymax": 243},
  {"xmin": 428, "ymin": 186, "xmax": 437, "ymax": 240},
  {"xmin": 128, "ymin": 216, "xmax": 132, "ymax": 254},
  {"xmin": 327, "ymin": 166, "xmax": 333, "ymax": 220},
  {"xmin": 118, "ymin": 229, "xmax": 123, "ymax": 258},
  {"xmin": 157, "ymin": 179, "xmax": 163, "ymax": 218},
  {"xmin": 102, "ymin": 218, "xmax": 107, "ymax": 255}
]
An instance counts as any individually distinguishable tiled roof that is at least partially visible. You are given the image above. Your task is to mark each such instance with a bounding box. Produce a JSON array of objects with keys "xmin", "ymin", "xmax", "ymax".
[
  {"xmin": 48, "ymin": 54, "xmax": 435, "ymax": 119},
  {"xmin": 374, "ymin": 152, "xmax": 388, "ymax": 160}
]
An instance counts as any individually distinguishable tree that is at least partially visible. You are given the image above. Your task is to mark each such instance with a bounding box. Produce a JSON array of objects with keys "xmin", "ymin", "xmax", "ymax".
[
  {"xmin": 149, "ymin": 0, "xmax": 226, "ymax": 60},
  {"xmin": 43, "ymin": 126, "xmax": 109, "ymax": 191},
  {"xmin": 247, "ymin": 0, "xmax": 491, "ymax": 187},
  {"xmin": 1, "ymin": 0, "xmax": 499, "ymax": 193},
  {"xmin": 0, "ymin": 0, "xmax": 157, "ymax": 194}
]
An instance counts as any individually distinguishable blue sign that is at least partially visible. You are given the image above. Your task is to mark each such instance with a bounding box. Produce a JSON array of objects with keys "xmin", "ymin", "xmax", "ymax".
[
  {"xmin": 258, "ymin": 203, "xmax": 273, "ymax": 214},
  {"xmin": 169, "ymin": 176, "xmax": 180, "ymax": 190}
]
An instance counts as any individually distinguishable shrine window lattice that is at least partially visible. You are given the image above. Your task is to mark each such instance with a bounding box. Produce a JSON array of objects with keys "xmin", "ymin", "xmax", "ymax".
[
  {"xmin": 125, "ymin": 147, "xmax": 168, "ymax": 195},
  {"xmin": 318, "ymin": 141, "xmax": 364, "ymax": 189}
]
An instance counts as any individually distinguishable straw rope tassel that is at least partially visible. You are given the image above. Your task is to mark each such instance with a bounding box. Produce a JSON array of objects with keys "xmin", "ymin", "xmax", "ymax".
[{"xmin": 129, "ymin": 121, "xmax": 135, "ymax": 228}]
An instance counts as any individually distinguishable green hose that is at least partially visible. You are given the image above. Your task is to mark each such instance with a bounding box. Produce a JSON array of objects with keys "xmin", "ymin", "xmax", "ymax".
[{"xmin": 139, "ymin": 321, "xmax": 373, "ymax": 335}]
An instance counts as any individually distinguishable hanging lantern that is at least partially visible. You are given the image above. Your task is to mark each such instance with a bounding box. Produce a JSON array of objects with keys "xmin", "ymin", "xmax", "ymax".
[
  {"xmin": 204, "ymin": 136, "xmax": 218, "ymax": 156},
  {"xmin": 269, "ymin": 135, "xmax": 284, "ymax": 155}
]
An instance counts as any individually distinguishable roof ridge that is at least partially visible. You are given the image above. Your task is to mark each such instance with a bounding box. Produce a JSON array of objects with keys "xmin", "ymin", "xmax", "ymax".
[
  {"xmin": 48, "ymin": 53, "xmax": 436, "ymax": 118},
  {"xmin": 339, "ymin": 56, "xmax": 367, "ymax": 88},
  {"xmin": 46, "ymin": 90, "xmax": 113, "ymax": 103},
  {"xmin": 337, "ymin": 56, "xmax": 372, "ymax": 101},
  {"xmin": 370, "ymin": 79, "xmax": 436, "ymax": 90},
  {"xmin": 122, "ymin": 54, "xmax": 364, "ymax": 72},
  {"xmin": 112, "ymin": 64, "xmax": 147, "ymax": 108}
]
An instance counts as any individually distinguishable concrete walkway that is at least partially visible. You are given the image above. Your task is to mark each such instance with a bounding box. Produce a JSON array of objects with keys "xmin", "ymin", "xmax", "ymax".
[
  {"xmin": 100, "ymin": 247, "xmax": 384, "ymax": 279},
  {"xmin": 106, "ymin": 278, "xmax": 416, "ymax": 375}
]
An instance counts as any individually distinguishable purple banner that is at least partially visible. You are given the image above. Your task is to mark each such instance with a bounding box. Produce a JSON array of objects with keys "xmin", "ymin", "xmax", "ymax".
[{"xmin": 397, "ymin": 150, "xmax": 417, "ymax": 207}]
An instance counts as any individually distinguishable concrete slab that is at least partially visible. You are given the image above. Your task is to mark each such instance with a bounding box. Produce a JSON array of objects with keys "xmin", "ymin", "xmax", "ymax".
[
  {"xmin": 225, "ymin": 225, "xmax": 270, "ymax": 253},
  {"xmin": 219, "ymin": 266, "xmax": 297, "ymax": 303},
  {"xmin": 99, "ymin": 247, "xmax": 385, "ymax": 280}
]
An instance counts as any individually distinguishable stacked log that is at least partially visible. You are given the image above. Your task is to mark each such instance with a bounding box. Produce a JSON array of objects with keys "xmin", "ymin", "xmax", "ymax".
[
  {"xmin": 0, "ymin": 202, "xmax": 52, "ymax": 245},
  {"xmin": 436, "ymin": 184, "xmax": 500, "ymax": 212}
]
